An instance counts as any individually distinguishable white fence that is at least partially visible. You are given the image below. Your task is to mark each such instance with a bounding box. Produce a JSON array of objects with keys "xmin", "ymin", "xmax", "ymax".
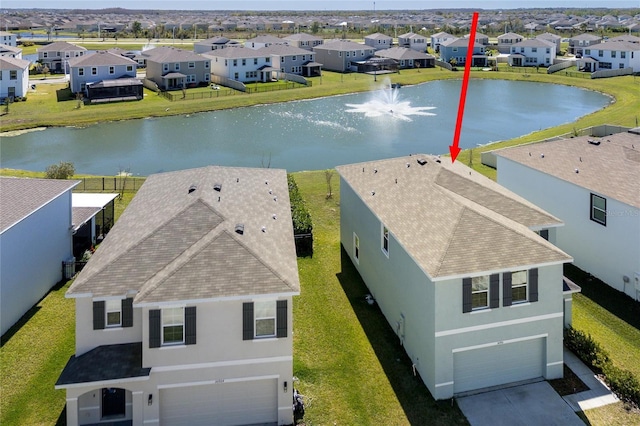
[
  {"xmin": 591, "ymin": 68, "xmax": 633, "ymax": 79},
  {"xmin": 547, "ymin": 61, "xmax": 574, "ymax": 74}
]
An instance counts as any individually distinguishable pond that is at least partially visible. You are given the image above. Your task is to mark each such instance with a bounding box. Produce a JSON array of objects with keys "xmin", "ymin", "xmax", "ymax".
[{"xmin": 0, "ymin": 79, "xmax": 611, "ymax": 175}]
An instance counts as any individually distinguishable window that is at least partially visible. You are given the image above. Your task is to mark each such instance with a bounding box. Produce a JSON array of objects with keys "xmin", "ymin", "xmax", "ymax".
[
  {"xmin": 621, "ymin": 51, "xmax": 626, "ymax": 59},
  {"xmin": 532, "ymin": 47, "xmax": 537, "ymax": 53},
  {"xmin": 242, "ymin": 59, "xmax": 246, "ymax": 66},
  {"xmin": 9, "ymin": 70, "xmax": 17, "ymax": 80},
  {"xmin": 163, "ymin": 63, "xmax": 169, "ymax": 72},
  {"xmin": 174, "ymin": 63, "xmax": 180, "ymax": 71},
  {"xmin": 233, "ymin": 59, "xmax": 238, "ymax": 66},
  {"xmin": 546, "ymin": 48, "xmax": 550, "ymax": 54},
  {"xmin": 188, "ymin": 61, "xmax": 195, "ymax": 68},
  {"xmin": 590, "ymin": 193, "xmax": 606, "ymax": 226},
  {"xmin": 204, "ymin": 61, "xmax": 209, "ymax": 69},
  {"xmin": 126, "ymin": 65, "xmax": 133, "ymax": 72},
  {"xmin": 91, "ymin": 67, "xmax": 97, "ymax": 75},
  {"xmin": 109, "ymin": 66, "xmax": 115, "ymax": 74},
  {"xmin": 585, "ymin": 49, "xmax": 591, "ymax": 55},
  {"xmin": 162, "ymin": 307, "xmax": 184, "ymax": 345},
  {"xmin": 205, "ymin": 73, "xmax": 210, "ymax": 81},
  {"xmin": 353, "ymin": 233, "xmax": 360, "ymax": 263},
  {"xmin": 93, "ymin": 299, "xmax": 133, "ymax": 330},
  {"xmin": 292, "ymin": 56, "xmax": 296, "ymax": 60},
  {"xmin": 611, "ymin": 51, "xmax": 616, "ymax": 58},
  {"xmin": 105, "ymin": 299, "xmax": 122, "ymax": 327},
  {"xmin": 598, "ymin": 50, "xmax": 603, "ymax": 57},
  {"xmin": 471, "ymin": 275, "xmax": 489, "ymax": 310},
  {"xmin": 43, "ymin": 52, "xmax": 48, "ymax": 58},
  {"xmin": 599, "ymin": 62, "xmax": 612, "ymax": 69},
  {"xmin": 254, "ymin": 58, "xmax": 258, "ymax": 65},
  {"xmin": 254, "ymin": 301, "xmax": 276, "ymax": 338},
  {"xmin": 381, "ymin": 225, "xmax": 389, "ymax": 256},
  {"xmin": 511, "ymin": 270, "xmax": 528, "ymax": 303},
  {"xmin": 265, "ymin": 57, "xmax": 270, "ymax": 63}
]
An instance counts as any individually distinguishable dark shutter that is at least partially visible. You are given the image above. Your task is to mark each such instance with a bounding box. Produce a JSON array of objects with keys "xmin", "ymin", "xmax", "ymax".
[
  {"xmin": 149, "ymin": 309, "xmax": 161, "ymax": 348},
  {"xmin": 489, "ymin": 274, "xmax": 500, "ymax": 309},
  {"xmin": 529, "ymin": 268, "xmax": 539, "ymax": 302},
  {"xmin": 122, "ymin": 298, "xmax": 133, "ymax": 328},
  {"xmin": 276, "ymin": 300, "xmax": 288, "ymax": 338},
  {"xmin": 503, "ymin": 272, "xmax": 513, "ymax": 307},
  {"xmin": 93, "ymin": 301, "xmax": 105, "ymax": 330},
  {"xmin": 462, "ymin": 278, "xmax": 472, "ymax": 313},
  {"xmin": 243, "ymin": 302, "xmax": 254, "ymax": 340},
  {"xmin": 185, "ymin": 306, "xmax": 197, "ymax": 345}
]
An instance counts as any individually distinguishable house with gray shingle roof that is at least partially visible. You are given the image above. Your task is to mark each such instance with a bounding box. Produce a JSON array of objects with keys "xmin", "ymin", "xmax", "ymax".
[
  {"xmin": 578, "ymin": 40, "xmax": 640, "ymax": 73},
  {"xmin": 0, "ymin": 177, "xmax": 80, "ymax": 336},
  {"xmin": 0, "ymin": 43, "xmax": 21, "ymax": 59},
  {"xmin": 337, "ymin": 155, "xmax": 573, "ymax": 399},
  {"xmin": 55, "ymin": 166, "xmax": 300, "ymax": 426},
  {"xmin": 430, "ymin": 31, "xmax": 455, "ymax": 53},
  {"xmin": 397, "ymin": 32, "xmax": 428, "ymax": 52},
  {"xmin": 439, "ymin": 38, "xmax": 488, "ymax": 67},
  {"xmin": 0, "ymin": 56, "xmax": 30, "ymax": 99},
  {"xmin": 312, "ymin": 39, "xmax": 375, "ymax": 72},
  {"xmin": 283, "ymin": 32, "xmax": 324, "ymax": 51},
  {"xmin": 365, "ymin": 32, "xmax": 393, "ymax": 51},
  {"xmin": 497, "ymin": 32, "xmax": 525, "ymax": 53},
  {"xmin": 495, "ymin": 129, "xmax": 640, "ymax": 301},
  {"xmin": 568, "ymin": 33, "xmax": 602, "ymax": 55},
  {"xmin": 374, "ymin": 46, "xmax": 435, "ymax": 69},
  {"xmin": 193, "ymin": 36, "xmax": 240, "ymax": 54},
  {"xmin": 508, "ymin": 39, "xmax": 556, "ymax": 67},
  {"xmin": 142, "ymin": 46, "xmax": 211, "ymax": 90},
  {"xmin": 37, "ymin": 41, "xmax": 87, "ymax": 73},
  {"xmin": 68, "ymin": 51, "xmax": 141, "ymax": 102}
]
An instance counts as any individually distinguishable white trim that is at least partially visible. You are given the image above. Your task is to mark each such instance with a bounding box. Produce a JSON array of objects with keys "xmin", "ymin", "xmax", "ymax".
[
  {"xmin": 436, "ymin": 313, "xmax": 561, "ymax": 337},
  {"xmin": 55, "ymin": 375, "xmax": 150, "ymax": 390},
  {"xmin": 134, "ymin": 291, "xmax": 298, "ymax": 307},
  {"xmin": 79, "ymin": 405, "xmax": 99, "ymax": 411},
  {"xmin": 66, "ymin": 397, "xmax": 79, "ymax": 402},
  {"xmin": 547, "ymin": 361, "xmax": 563, "ymax": 367},
  {"xmin": 132, "ymin": 390, "xmax": 144, "ymax": 395},
  {"xmin": 143, "ymin": 420, "xmax": 160, "ymax": 424},
  {"xmin": 158, "ymin": 374, "xmax": 279, "ymax": 390},
  {"xmin": 435, "ymin": 381, "xmax": 454, "ymax": 388},
  {"xmin": 432, "ymin": 261, "xmax": 568, "ymax": 282},
  {"xmin": 151, "ymin": 355, "xmax": 293, "ymax": 373},
  {"xmin": 452, "ymin": 334, "xmax": 548, "ymax": 353},
  {"xmin": 470, "ymin": 308, "xmax": 492, "ymax": 314},
  {"xmin": 510, "ymin": 302, "xmax": 531, "ymax": 308}
]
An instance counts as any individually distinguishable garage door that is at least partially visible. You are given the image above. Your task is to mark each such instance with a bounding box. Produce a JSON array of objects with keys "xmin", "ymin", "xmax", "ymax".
[
  {"xmin": 160, "ymin": 379, "xmax": 277, "ymax": 426},
  {"xmin": 453, "ymin": 337, "xmax": 544, "ymax": 394}
]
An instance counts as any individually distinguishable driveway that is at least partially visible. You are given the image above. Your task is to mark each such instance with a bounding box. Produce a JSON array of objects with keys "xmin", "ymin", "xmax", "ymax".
[{"xmin": 456, "ymin": 380, "xmax": 585, "ymax": 426}]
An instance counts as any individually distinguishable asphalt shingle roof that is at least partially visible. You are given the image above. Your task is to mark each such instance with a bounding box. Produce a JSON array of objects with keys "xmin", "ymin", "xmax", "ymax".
[
  {"xmin": 0, "ymin": 56, "xmax": 29, "ymax": 70},
  {"xmin": 37, "ymin": 41, "xmax": 86, "ymax": 52},
  {"xmin": 337, "ymin": 156, "xmax": 570, "ymax": 280},
  {"xmin": 67, "ymin": 166, "xmax": 300, "ymax": 303},
  {"xmin": 67, "ymin": 50, "xmax": 137, "ymax": 67},
  {"xmin": 142, "ymin": 46, "xmax": 207, "ymax": 63}
]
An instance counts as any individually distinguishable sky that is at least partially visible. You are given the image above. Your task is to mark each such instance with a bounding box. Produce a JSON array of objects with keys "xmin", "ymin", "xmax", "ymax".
[{"xmin": 3, "ymin": 0, "xmax": 639, "ymax": 10}]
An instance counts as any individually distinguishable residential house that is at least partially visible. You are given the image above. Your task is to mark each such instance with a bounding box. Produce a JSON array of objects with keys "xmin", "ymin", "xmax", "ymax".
[
  {"xmin": 439, "ymin": 38, "xmax": 488, "ymax": 67},
  {"xmin": 0, "ymin": 177, "xmax": 80, "ymax": 336},
  {"xmin": 364, "ymin": 32, "xmax": 393, "ymax": 50},
  {"xmin": 193, "ymin": 36, "xmax": 240, "ymax": 54},
  {"xmin": 244, "ymin": 34, "xmax": 286, "ymax": 49},
  {"xmin": 430, "ymin": 31, "xmax": 455, "ymax": 52},
  {"xmin": 37, "ymin": 41, "xmax": 87, "ymax": 73},
  {"xmin": 568, "ymin": 33, "xmax": 602, "ymax": 55},
  {"xmin": 465, "ymin": 31, "xmax": 490, "ymax": 46},
  {"xmin": 283, "ymin": 33, "xmax": 323, "ymax": 51},
  {"xmin": 0, "ymin": 56, "xmax": 30, "ymax": 99},
  {"xmin": 397, "ymin": 32, "xmax": 428, "ymax": 52},
  {"xmin": 577, "ymin": 41, "xmax": 640, "ymax": 72},
  {"xmin": 312, "ymin": 40, "xmax": 375, "ymax": 72},
  {"xmin": 337, "ymin": 155, "xmax": 573, "ymax": 400},
  {"xmin": 205, "ymin": 47, "xmax": 276, "ymax": 82},
  {"xmin": 494, "ymin": 130, "xmax": 640, "ymax": 301},
  {"xmin": 608, "ymin": 34, "xmax": 640, "ymax": 44},
  {"xmin": 143, "ymin": 46, "xmax": 211, "ymax": 90},
  {"xmin": 261, "ymin": 44, "xmax": 321, "ymax": 77},
  {"xmin": 0, "ymin": 30, "xmax": 17, "ymax": 47},
  {"xmin": 375, "ymin": 47, "xmax": 435, "ymax": 69},
  {"xmin": 497, "ymin": 32, "xmax": 525, "ymax": 54},
  {"xmin": 508, "ymin": 39, "xmax": 556, "ymax": 67},
  {"xmin": 536, "ymin": 32, "xmax": 562, "ymax": 53},
  {"xmin": 55, "ymin": 166, "xmax": 300, "ymax": 426},
  {"xmin": 68, "ymin": 51, "xmax": 142, "ymax": 102},
  {"xmin": 0, "ymin": 44, "xmax": 22, "ymax": 59}
]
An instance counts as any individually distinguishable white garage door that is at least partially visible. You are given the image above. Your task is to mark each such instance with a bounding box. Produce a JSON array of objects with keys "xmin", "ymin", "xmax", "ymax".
[
  {"xmin": 160, "ymin": 379, "xmax": 277, "ymax": 426},
  {"xmin": 453, "ymin": 338, "xmax": 545, "ymax": 394}
]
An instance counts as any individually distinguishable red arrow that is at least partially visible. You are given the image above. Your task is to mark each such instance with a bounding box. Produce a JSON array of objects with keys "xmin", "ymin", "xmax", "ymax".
[{"xmin": 450, "ymin": 11, "xmax": 479, "ymax": 163}]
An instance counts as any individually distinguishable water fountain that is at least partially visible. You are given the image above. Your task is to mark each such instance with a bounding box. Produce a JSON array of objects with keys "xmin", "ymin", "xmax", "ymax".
[{"xmin": 345, "ymin": 78, "xmax": 436, "ymax": 122}]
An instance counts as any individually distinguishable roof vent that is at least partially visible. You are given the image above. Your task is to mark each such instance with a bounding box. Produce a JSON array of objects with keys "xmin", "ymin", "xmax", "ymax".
[
  {"xmin": 265, "ymin": 180, "xmax": 269, "ymax": 185},
  {"xmin": 188, "ymin": 184, "xmax": 197, "ymax": 194},
  {"xmin": 435, "ymin": 158, "xmax": 441, "ymax": 164},
  {"xmin": 588, "ymin": 139, "xmax": 601, "ymax": 146},
  {"xmin": 371, "ymin": 191, "xmax": 375, "ymax": 196},
  {"xmin": 235, "ymin": 224, "xmax": 244, "ymax": 235},
  {"xmin": 417, "ymin": 158, "xmax": 427, "ymax": 166},
  {"xmin": 575, "ymin": 168, "xmax": 579, "ymax": 173},
  {"xmin": 261, "ymin": 226, "xmax": 266, "ymax": 233},
  {"xmin": 540, "ymin": 153, "xmax": 544, "ymax": 158},
  {"xmin": 213, "ymin": 183, "xmax": 222, "ymax": 192},
  {"xmin": 374, "ymin": 169, "xmax": 378, "ymax": 174},
  {"xmin": 272, "ymin": 214, "xmax": 277, "ymax": 220},
  {"xmin": 406, "ymin": 163, "xmax": 410, "ymax": 168},
  {"xmin": 273, "ymin": 196, "xmax": 278, "ymax": 202}
]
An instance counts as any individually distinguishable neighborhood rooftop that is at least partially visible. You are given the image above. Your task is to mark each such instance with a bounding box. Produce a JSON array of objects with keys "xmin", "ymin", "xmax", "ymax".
[
  {"xmin": 67, "ymin": 166, "xmax": 300, "ymax": 302},
  {"xmin": 336, "ymin": 155, "xmax": 570, "ymax": 280},
  {"xmin": 495, "ymin": 129, "xmax": 640, "ymax": 208}
]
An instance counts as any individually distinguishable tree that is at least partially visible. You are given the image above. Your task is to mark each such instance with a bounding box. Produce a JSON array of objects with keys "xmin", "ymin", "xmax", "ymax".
[
  {"xmin": 42, "ymin": 65, "xmax": 50, "ymax": 79},
  {"xmin": 45, "ymin": 162, "xmax": 75, "ymax": 179},
  {"xmin": 325, "ymin": 169, "xmax": 335, "ymax": 199},
  {"xmin": 132, "ymin": 21, "xmax": 142, "ymax": 38}
]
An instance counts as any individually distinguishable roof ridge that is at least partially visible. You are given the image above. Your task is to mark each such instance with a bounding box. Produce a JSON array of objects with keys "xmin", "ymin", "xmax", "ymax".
[{"xmin": 433, "ymin": 201, "xmax": 466, "ymax": 277}]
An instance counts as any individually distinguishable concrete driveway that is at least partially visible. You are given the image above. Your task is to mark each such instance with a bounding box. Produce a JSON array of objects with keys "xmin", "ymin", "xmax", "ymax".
[{"xmin": 456, "ymin": 380, "xmax": 585, "ymax": 426}]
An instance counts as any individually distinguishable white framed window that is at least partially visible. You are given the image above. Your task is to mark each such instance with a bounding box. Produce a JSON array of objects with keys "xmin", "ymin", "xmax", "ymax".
[
  {"xmin": 109, "ymin": 66, "xmax": 115, "ymax": 74},
  {"xmin": 611, "ymin": 51, "xmax": 616, "ymax": 58},
  {"xmin": 105, "ymin": 299, "xmax": 122, "ymax": 327},
  {"xmin": 91, "ymin": 67, "xmax": 97, "ymax": 75},
  {"xmin": 162, "ymin": 307, "xmax": 184, "ymax": 345},
  {"xmin": 292, "ymin": 55, "xmax": 296, "ymax": 60},
  {"xmin": 78, "ymin": 67, "xmax": 84, "ymax": 76},
  {"xmin": 188, "ymin": 61, "xmax": 195, "ymax": 68},
  {"xmin": 590, "ymin": 193, "xmax": 606, "ymax": 226},
  {"xmin": 174, "ymin": 63, "xmax": 180, "ymax": 71},
  {"xmin": 43, "ymin": 52, "xmax": 48, "ymax": 58},
  {"xmin": 233, "ymin": 59, "xmax": 238, "ymax": 66},
  {"xmin": 472, "ymin": 275, "xmax": 489, "ymax": 310},
  {"xmin": 205, "ymin": 61, "xmax": 209, "ymax": 69},
  {"xmin": 205, "ymin": 73, "xmax": 210, "ymax": 81},
  {"xmin": 353, "ymin": 233, "xmax": 360, "ymax": 264},
  {"xmin": 126, "ymin": 65, "xmax": 133, "ymax": 72},
  {"xmin": 511, "ymin": 270, "xmax": 528, "ymax": 303},
  {"xmin": 381, "ymin": 225, "xmax": 389, "ymax": 257},
  {"xmin": 254, "ymin": 58, "xmax": 258, "ymax": 65},
  {"xmin": 254, "ymin": 300, "xmax": 276, "ymax": 338},
  {"xmin": 242, "ymin": 59, "xmax": 246, "ymax": 66},
  {"xmin": 163, "ymin": 63, "xmax": 169, "ymax": 72}
]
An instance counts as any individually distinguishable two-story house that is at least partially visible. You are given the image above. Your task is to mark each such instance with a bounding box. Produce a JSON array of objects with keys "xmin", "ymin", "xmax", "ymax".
[
  {"xmin": 497, "ymin": 32, "xmax": 525, "ymax": 54},
  {"xmin": 439, "ymin": 38, "xmax": 488, "ymax": 67},
  {"xmin": 536, "ymin": 32, "xmax": 562, "ymax": 53},
  {"xmin": 204, "ymin": 47, "xmax": 275, "ymax": 82},
  {"xmin": 193, "ymin": 36, "xmax": 240, "ymax": 54},
  {"xmin": 143, "ymin": 46, "xmax": 211, "ymax": 90},
  {"xmin": 261, "ymin": 44, "xmax": 321, "ymax": 77},
  {"xmin": 244, "ymin": 35, "xmax": 286, "ymax": 50},
  {"xmin": 0, "ymin": 30, "xmax": 17, "ymax": 47},
  {"xmin": 568, "ymin": 33, "xmax": 602, "ymax": 55},
  {"xmin": 0, "ymin": 44, "xmax": 21, "ymax": 58},
  {"xmin": 37, "ymin": 41, "xmax": 87, "ymax": 73},
  {"xmin": 337, "ymin": 155, "xmax": 573, "ymax": 400},
  {"xmin": 68, "ymin": 51, "xmax": 142, "ymax": 102},
  {"xmin": 313, "ymin": 40, "xmax": 375, "ymax": 73},
  {"xmin": 465, "ymin": 31, "xmax": 490, "ymax": 46},
  {"xmin": 283, "ymin": 33, "xmax": 324, "ymax": 51},
  {"xmin": 397, "ymin": 32, "xmax": 428, "ymax": 52},
  {"xmin": 0, "ymin": 56, "xmax": 30, "ymax": 100},
  {"xmin": 364, "ymin": 32, "xmax": 393, "ymax": 50},
  {"xmin": 578, "ymin": 40, "xmax": 640, "ymax": 72},
  {"xmin": 494, "ymin": 129, "xmax": 640, "ymax": 301},
  {"xmin": 56, "ymin": 166, "xmax": 301, "ymax": 426},
  {"xmin": 375, "ymin": 47, "xmax": 435, "ymax": 69},
  {"xmin": 430, "ymin": 31, "xmax": 456, "ymax": 53},
  {"xmin": 508, "ymin": 39, "xmax": 556, "ymax": 67}
]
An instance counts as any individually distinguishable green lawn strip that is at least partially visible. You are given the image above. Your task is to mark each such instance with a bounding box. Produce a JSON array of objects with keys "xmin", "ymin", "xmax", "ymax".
[
  {"xmin": 292, "ymin": 171, "xmax": 467, "ymax": 425},
  {"xmin": 0, "ymin": 281, "xmax": 75, "ymax": 425},
  {"xmin": 580, "ymin": 402, "xmax": 640, "ymax": 426}
]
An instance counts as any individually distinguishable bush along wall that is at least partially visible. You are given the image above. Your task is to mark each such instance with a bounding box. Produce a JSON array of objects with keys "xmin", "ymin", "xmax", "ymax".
[
  {"xmin": 564, "ymin": 327, "xmax": 640, "ymax": 407},
  {"xmin": 288, "ymin": 175, "xmax": 313, "ymax": 257}
]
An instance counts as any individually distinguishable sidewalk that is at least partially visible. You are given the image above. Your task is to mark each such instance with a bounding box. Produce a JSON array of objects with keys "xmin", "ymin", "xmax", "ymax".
[{"xmin": 562, "ymin": 347, "xmax": 619, "ymax": 412}]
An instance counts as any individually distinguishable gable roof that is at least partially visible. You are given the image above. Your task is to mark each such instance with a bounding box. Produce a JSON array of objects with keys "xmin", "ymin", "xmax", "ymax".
[
  {"xmin": 498, "ymin": 32, "xmax": 524, "ymax": 40},
  {"xmin": 495, "ymin": 130, "xmax": 640, "ymax": 208},
  {"xmin": 67, "ymin": 166, "xmax": 300, "ymax": 303},
  {"xmin": 284, "ymin": 33, "xmax": 322, "ymax": 42},
  {"xmin": 441, "ymin": 38, "xmax": 484, "ymax": 49},
  {"xmin": 315, "ymin": 39, "xmax": 370, "ymax": 51},
  {"xmin": 0, "ymin": 177, "xmax": 80, "ymax": 233},
  {"xmin": 589, "ymin": 40, "xmax": 640, "ymax": 52},
  {"xmin": 203, "ymin": 47, "xmax": 261, "ymax": 60},
  {"xmin": 0, "ymin": 55, "xmax": 29, "ymax": 70},
  {"xmin": 570, "ymin": 33, "xmax": 602, "ymax": 41},
  {"xmin": 67, "ymin": 50, "xmax": 137, "ymax": 67},
  {"xmin": 142, "ymin": 46, "xmax": 207, "ymax": 63},
  {"xmin": 258, "ymin": 44, "xmax": 312, "ymax": 56},
  {"xmin": 512, "ymin": 39, "xmax": 555, "ymax": 49},
  {"xmin": 37, "ymin": 41, "xmax": 86, "ymax": 52},
  {"xmin": 337, "ymin": 156, "xmax": 569, "ymax": 280},
  {"xmin": 375, "ymin": 47, "xmax": 434, "ymax": 60},
  {"xmin": 365, "ymin": 32, "xmax": 392, "ymax": 40}
]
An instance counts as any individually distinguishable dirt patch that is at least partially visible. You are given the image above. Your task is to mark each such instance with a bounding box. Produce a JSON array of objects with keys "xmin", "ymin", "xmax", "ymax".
[{"xmin": 549, "ymin": 364, "xmax": 590, "ymax": 396}]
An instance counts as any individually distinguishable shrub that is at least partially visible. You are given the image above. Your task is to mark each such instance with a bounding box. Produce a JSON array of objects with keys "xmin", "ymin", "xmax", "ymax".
[
  {"xmin": 287, "ymin": 175, "xmax": 312, "ymax": 235},
  {"xmin": 564, "ymin": 327, "xmax": 609, "ymax": 372},
  {"xmin": 44, "ymin": 161, "xmax": 75, "ymax": 179},
  {"xmin": 602, "ymin": 363, "xmax": 640, "ymax": 406}
]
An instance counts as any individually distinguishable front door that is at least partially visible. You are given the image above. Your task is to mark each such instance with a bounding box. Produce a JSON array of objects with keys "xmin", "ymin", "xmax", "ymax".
[{"xmin": 102, "ymin": 388, "xmax": 126, "ymax": 419}]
